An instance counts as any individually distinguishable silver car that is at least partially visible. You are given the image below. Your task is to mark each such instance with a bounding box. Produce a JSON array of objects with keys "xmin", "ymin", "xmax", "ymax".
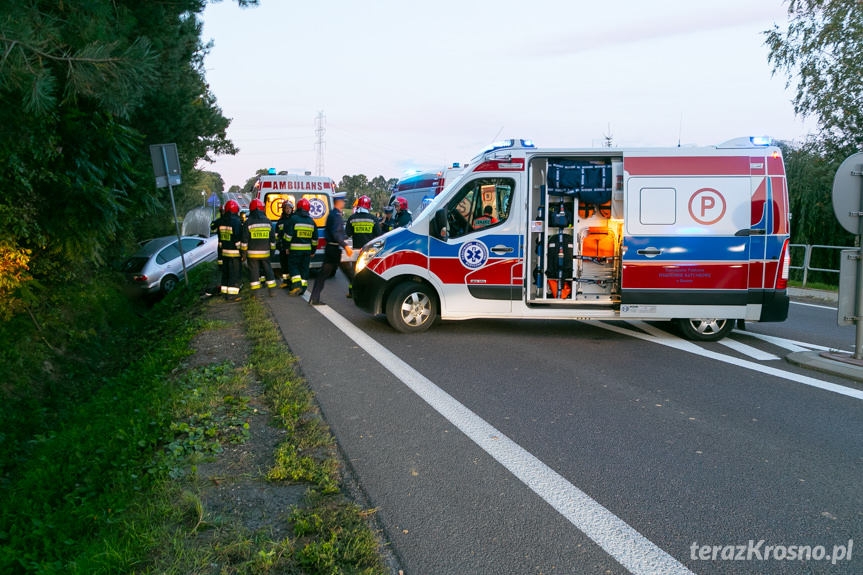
[{"xmin": 123, "ymin": 235, "xmax": 218, "ymax": 295}]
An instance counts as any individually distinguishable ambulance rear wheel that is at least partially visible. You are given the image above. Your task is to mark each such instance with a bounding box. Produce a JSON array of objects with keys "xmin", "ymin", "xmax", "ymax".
[
  {"xmin": 676, "ymin": 318, "xmax": 734, "ymax": 342},
  {"xmin": 387, "ymin": 282, "xmax": 437, "ymax": 333}
]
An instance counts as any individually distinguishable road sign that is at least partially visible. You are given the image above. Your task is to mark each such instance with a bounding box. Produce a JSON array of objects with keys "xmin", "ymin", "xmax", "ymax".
[
  {"xmin": 149, "ymin": 143, "xmax": 189, "ymax": 287},
  {"xmin": 149, "ymin": 143, "xmax": 182, "ymax": 188},
  {"xmin": 833, "ymin": 153, "xmax": 863, "ymax": 357},
  {"xmin": 832, "ymin": 152, "xmax": 863, "ymax": 234}
]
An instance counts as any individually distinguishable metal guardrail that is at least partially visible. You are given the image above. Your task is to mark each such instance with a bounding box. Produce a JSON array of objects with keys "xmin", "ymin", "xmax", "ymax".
[{"xmin": 789, "ymin": 244, "xmax": 853, "ymax": 287}]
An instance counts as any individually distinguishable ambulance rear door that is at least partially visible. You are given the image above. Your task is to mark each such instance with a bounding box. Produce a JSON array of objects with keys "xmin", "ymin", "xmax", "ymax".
[
  {"xmin": 620, "ymin": 154, "xmax": 752, "ymax": 314},
  {"xmin": 429, "ymin": 173, "xmax": 523, "ymax": 314}
]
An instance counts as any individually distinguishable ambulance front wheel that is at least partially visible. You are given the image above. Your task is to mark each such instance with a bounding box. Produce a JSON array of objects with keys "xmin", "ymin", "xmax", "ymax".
[
  {"xmin": 676, "ymin": 318, "xmax": 734, "ymax": 342},
  {"xmin": 386, "ymin": 282, "xmax": 437, "ymax": 333}
]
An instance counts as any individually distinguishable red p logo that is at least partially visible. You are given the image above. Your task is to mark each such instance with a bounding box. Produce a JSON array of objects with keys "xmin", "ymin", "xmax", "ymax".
[{"xmin": 688, "ymin": 188, "xmax": 726, "ymax": 225}]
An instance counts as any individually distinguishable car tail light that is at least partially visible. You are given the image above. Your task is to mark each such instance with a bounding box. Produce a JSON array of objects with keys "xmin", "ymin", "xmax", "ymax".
[
  {"xmin": 776, "ymin": 239, "xmax": 790, "ymax": 290},
  {"xmin": 132, "ymin": 275, "xmax": 148, "ymax": 282}
]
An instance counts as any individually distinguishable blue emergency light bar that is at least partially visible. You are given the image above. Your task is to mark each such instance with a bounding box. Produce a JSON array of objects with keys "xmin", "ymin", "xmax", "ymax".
[
  {"xmin": 750, "ymin": 137, "xmax": 773, "ymax": 146},
  {"xmin": 267, "ymin": 168, "xmax": 277, "ymax": 174},
  {"xmin": 480, "ymin": 139, "xmax": 537, "ymax": 154}
]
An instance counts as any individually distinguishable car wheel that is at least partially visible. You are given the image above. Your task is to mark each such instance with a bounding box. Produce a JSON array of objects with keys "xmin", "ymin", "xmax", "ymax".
[
  {"xmin": 160, "ymin": 275, "xmax": 179, "ymax": 295},
  {"xmin": 386, "ymin": 282, "xmax": 437, "ymax": 333},
  {"xmin": 676, "ymin": 318, "xmax": 734, "ymax": 342}
]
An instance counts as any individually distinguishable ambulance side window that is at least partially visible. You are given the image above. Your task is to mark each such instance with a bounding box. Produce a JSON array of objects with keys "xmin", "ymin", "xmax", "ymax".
[{"xmin": 445, "ymin": 178, "xmax": 514, "ymax": 239}]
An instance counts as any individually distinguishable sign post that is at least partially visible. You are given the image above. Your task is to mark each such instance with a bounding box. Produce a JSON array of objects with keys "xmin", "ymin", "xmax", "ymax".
[
  {"xmin": 832, "ymin": 152, "xmax": 863, "ymax": 359},
  {"xmin": 149, "ymin": 143, "xmax": 189, "ymax": 289}
]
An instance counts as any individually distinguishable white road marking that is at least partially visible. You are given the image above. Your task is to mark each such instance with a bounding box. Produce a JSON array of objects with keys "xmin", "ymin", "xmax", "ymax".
[
  {"xmin": 791, "ymin": 301, "xmax": 837, "ymax": 310},
  {"xmin": 595, "ymin": 322, "xmax": 863, "ymax": 400},
  {"xmin": 734, "ymin": 330, "xmax": 846, "ymax": 353},
  {"xmin": 716, "ymin": 337, "xmax": 780, "ymax": 361},
  {"xmin": 311, "ymin": 304, "xmax": 696, "ymax": 575}
]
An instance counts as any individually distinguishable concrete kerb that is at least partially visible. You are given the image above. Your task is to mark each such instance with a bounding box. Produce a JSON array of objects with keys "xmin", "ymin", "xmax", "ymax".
[
  {"xmin": 786, "ymin": 351, "xmax": 863, "ymax": 382},
  {"xmin": 787, "ymin": 287, "xmax": 838, "ymax": 302},
  {"xmin": 784, "ymin": 287, "xmax": 863, "ymax": 381}
]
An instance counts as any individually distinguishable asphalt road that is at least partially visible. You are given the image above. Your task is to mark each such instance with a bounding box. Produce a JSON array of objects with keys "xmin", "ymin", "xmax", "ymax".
[{"xmin": 265, "ymin": 277, "xmax": 862, "ymax": 575}]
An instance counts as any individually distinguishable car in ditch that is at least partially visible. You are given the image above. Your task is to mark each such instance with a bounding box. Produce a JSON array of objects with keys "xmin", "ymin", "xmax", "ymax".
[{"xmin": 122, "ymin": 235, "xmax": 218, "ymax": 296}]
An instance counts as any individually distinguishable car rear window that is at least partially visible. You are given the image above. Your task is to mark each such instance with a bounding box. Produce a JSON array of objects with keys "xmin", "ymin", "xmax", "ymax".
[{"xmin": 122, "ymin": 257, "xmax": 149, "ymax": 273}]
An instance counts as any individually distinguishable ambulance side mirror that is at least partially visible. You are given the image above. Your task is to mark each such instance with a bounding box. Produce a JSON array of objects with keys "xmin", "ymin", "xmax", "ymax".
[{"xmin": 432, "ymin": 208, "xmax": 448, "ymax": 240}]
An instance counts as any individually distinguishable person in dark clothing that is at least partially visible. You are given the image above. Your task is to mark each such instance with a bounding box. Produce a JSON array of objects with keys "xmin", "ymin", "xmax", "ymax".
[
  {"xmin": 342, "ymin": 195, "xmax": 381, "ymax": 298},
  {"xmin": 394, "ymin": 195, "xmax": 412, "ymax": 228},
  {"xmin": 309, "ymin": 191, "xmax": 353, "ymax": 306},
  {"xmin": 241, "ymin": 198, "xmax": 277, "ymax": 297},
  {"xmin": 274, "ymin": 199, "xmax": 294, "ymax": 288},
  {"xmin": 285, "ymin": 198, "xmax": 319, "ymax": 296},
  {"xmin": 218, "ymin": 200, "xmax": 244, "ymax": 301},
  {"xmin": 208, "ymin": 204, "xmax": 227, "ymax": 296},
  {"xmin": 380, "ymin": 205, "xmax": 396, "ymax": 234}
]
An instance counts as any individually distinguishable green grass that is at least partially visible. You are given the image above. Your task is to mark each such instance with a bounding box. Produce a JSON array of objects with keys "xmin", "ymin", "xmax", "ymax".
[
  {"xmin": 242, "ymin": 297, "xmax": 388, "ymax": 574},
  {"xmin": 787, "ymin": 279, "xmax": 838, "ymax": 292},
  {"xmin": 0, "ymin": 264, "xmax": 388, "ymax": 574}
]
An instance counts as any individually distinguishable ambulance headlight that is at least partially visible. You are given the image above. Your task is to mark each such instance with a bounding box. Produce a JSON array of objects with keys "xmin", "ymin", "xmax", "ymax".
[{"xmin": 356, "ymin": 239, "xmax": 385, "ymax": 273}]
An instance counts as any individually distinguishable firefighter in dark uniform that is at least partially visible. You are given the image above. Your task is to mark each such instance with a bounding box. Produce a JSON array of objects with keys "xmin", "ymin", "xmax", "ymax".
[
  {"xmin": 380, "ymin": 205, "xmax": 396, "ymax": 234},
  {"xmin": 219, "ymin": 200, "xmax": 244, "ymax": 301},
  {"xmin": 275, "ymin": 199, "xmax": 294, "ymax": 288},
  {"xmin": 241, "ymin": 199, "xmax": 277, "ymax": 297},
  {"xmin": 394, "ymin": 196, "xmax": 412, "ymax": 228},
  {"xmin": 211, "ymin": 204, "xmax": 226, "ymax": 267},
  {"xmin": 285, "ymin": 197, "xmax": 318, "ymax": 296},
  {"xmin": 342, "ymin": 195, "xmax": 381, "ymax": 298},
  {"xmin": 309, "ymin": 191, "xmax": 353, "ymax": 306}
]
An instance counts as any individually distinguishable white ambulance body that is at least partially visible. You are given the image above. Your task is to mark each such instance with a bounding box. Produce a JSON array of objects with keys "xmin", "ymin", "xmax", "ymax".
[
  {"xmin": 252, "ymin": 172, "xmax": 337, "ymax": 269},
  {"xmin": 351, "ymin": 138, "xmax": 791, "ymax": 341}
]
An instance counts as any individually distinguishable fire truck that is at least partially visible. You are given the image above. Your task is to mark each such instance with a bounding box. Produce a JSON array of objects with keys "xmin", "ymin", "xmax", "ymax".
[
  {"xmin": 352, "ymin": 138, "xmax": 790, "ymax": 341},
  {"xmin": 252, "ymin": 170, "xmax": 337, "ymax": 270}
]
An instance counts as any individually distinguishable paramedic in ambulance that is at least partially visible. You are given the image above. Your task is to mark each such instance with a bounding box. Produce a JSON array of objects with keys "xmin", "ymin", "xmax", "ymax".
[
  {"xmin": 309, "ymin": 191, "xmax": 353, "ymax": 306},
  {"xmin": 474, "ymin": 205, "xmax": 498, "ymax": 228}
]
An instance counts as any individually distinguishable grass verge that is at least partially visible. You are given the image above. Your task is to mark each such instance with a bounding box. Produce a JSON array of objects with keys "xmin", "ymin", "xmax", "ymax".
[{"xmin": 0, "ymin": 269, "xmax": 390, "ymax": 574}]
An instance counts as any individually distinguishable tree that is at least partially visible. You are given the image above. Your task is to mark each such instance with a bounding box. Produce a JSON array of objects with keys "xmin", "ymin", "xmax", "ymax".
[
  {"xmin": 339, "ymin": 174, "xmax": 396, "ymax": 212},
  {"xmin": 0, "ymin": 1, "xmax": 258, "ymax": 314},
  {"xmin": 765, "ymin": 0, "xmax": 863, "ymax": 152},
  {"xmin": 242, "ymin": 169, "xmax": 270, "ymax": 195}
]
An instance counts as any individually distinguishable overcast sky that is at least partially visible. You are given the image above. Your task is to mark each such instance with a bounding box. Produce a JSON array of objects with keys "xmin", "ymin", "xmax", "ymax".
[{"xmin": 198, "ymin": 0, "xmax": 815, "ymax": 190}]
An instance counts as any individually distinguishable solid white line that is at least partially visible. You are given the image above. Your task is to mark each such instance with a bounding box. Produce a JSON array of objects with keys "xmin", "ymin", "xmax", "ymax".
[
  {"xmin": 595, "ymin": 322, "xmax": 863, "ymax": 400},
  {"xmin": 311, "ymin": 304, "xmax": 695, "ymax": 575},
  {"xmin": 734, "ymin": 330, "xmax": 845, "ymax": 353},
  {"xmin": 716, "ymin": 338, "xmax": 780, "ymax": 361},
  {"xmin": 791, "ymin": 301, "xmax": 837, "ymax": 310}
]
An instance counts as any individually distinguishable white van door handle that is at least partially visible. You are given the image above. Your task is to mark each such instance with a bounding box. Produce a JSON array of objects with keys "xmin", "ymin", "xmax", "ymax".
[
  {"xmin": 637, "ymin": 247, "xmax": 662, "ymax": 258},
  {"xmin": 491, "ymin": 245, "xmax": 514, "ymax": 254}
]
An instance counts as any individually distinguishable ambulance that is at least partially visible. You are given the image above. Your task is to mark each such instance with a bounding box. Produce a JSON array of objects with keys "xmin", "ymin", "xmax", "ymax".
[
  {"xmin": 252, "ymin": 170, "xmax": 338, "ymax": 270},
  {"xmin": 389, "ymin": 164, "xmax": 466, "ymax": 213},
  {"xmin": 352, "ymin": 138, "xmax": 791, "ymax": 341}
]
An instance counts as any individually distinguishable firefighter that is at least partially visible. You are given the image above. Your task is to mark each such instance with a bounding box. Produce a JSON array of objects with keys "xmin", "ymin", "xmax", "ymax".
[
  {"xmin": 218, "ymin": 200, "xmax": 244, "ymax": 301},
  {"xmin": 393, "ymin": 196, "xmax": 412, "ymax": 228},
  {"xmin": 241, "ymin": 198, "xmax": 277, "ymax": 297},
  {"xmin": 284, "ymin": 198, "xmax": 318, "ymax": 296},
  {"xmin": 309, "ymin": 191, "xmax": 353, "ymax": 306},
  {"xmin": 275, "ymin": 199, "xmax": 294, "ymax": 288},
  {"xmin": 380, "ymin": 205, "xmax": 395, "ymax": 234},
  {"xmin": 342, "ymin": 195, "xmax": 381, "ymax": 298}
]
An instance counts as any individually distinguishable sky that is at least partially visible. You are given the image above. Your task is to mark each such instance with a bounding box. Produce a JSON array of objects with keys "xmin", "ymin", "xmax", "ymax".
[{"xmin": 197, "ymin": 0, "xmax": 815, "ymax": 190}]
